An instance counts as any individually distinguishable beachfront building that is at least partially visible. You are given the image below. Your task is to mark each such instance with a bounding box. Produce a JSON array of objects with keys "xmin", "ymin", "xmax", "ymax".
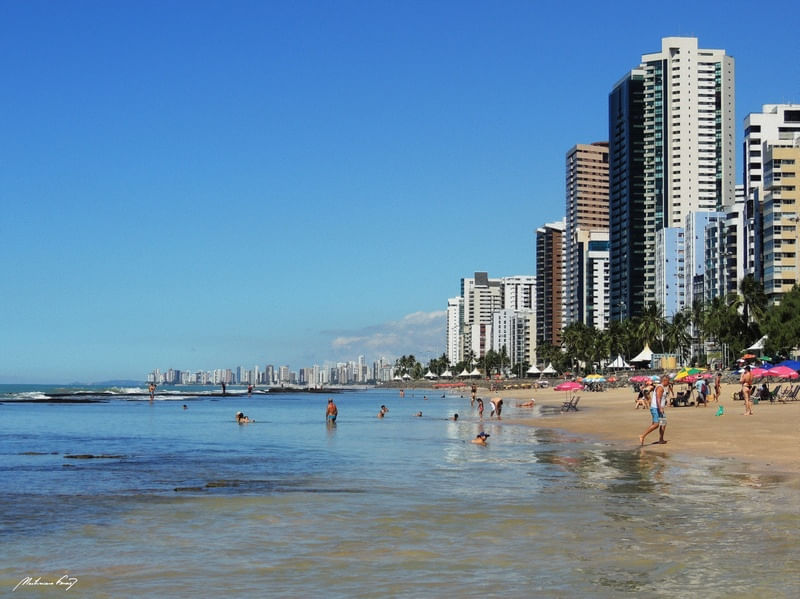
[
  {"xmin": 683, "ymin": 211, "xmax": 725, "ymax": 310},
  {"xmin": 492, "ymin": 308, "xmax": 536, "ymax": 372},
  {"xmin": 565, "ymin": 142, "xmax": 610, "ymax": 329},
  {"xmin": 536, "ymin": 220, "xmax": 565, "ymax": 347},
  {"xmin": 446, "ymin": 296, "xmax": 463, "ymax": 365},
  {"xmin": 572, "ymin": 228, "xmax": 610, "ymax": 329},
  {"xmin": 448, "ymin": 272, "xmax": 536, "ymax": 363},
  {"xmin": 609, "ymin": 37, "xmax": 736, "ymax": 321},
  {"xmin": 654, "ymin": 227, "xmax": 684, "ymax": 318},
  {"xmin": 743, "ymin": 104, "xmax": 800, "ymax": 286},
  {"xmin": 762, "ymin": 140, "xmax": 800, "ymax": 304}
]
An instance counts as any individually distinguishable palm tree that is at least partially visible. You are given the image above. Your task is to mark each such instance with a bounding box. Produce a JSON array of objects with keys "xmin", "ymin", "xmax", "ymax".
[
  {"xmin": 636, "ymin": 303, "xmax": 667, "ymax": 351},
  {"xmin": 739, "ymin": 274, "xmax": 767, "ymax": 326},
  {"xmin": 665, "ymin": 309, "xmax": 692, "ymax": 363}
]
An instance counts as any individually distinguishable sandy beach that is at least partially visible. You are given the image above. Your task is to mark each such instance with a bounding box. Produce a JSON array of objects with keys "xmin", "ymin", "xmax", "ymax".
[{"xmin": 486, "ymin": 382, "xmax": 800, "ymax": 474}]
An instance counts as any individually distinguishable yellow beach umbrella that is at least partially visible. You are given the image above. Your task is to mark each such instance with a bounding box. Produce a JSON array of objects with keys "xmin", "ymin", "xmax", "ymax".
[{"xmin": 674, "ymin": 367, "xmax": 706, "ymax": 381}]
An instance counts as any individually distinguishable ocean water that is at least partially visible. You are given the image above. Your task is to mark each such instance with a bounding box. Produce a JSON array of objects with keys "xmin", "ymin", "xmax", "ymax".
[{"xmin": 1, "ymin": 385, "xmax": 798, "ymax": 598}]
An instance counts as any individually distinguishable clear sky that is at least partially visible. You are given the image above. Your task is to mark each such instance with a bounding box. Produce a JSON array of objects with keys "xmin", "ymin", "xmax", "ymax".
[{"xmin": 1, "ymin": 0, "xmax": 798, "ymax": 383}]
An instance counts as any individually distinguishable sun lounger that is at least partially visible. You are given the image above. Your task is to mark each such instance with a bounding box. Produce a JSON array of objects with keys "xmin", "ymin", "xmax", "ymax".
[{"xmin": 561, "ymin": 396, "xmax": 580, "ymax": 412}]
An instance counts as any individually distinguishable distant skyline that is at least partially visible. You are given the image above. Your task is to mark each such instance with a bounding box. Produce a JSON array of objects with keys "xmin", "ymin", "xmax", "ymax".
[{"xmin": 2, "ymin": 1, "xmax": 799, "ymax": 382}]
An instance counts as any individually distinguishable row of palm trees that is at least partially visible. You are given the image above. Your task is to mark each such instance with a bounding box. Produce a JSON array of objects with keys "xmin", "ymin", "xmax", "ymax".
[
  {"xmin": 403, "ymin": 279, "xmax": 798, "ymax": 380},
  {"xmin": 541, "ymin": 276, "xmax": 796, "ymax": 374}
]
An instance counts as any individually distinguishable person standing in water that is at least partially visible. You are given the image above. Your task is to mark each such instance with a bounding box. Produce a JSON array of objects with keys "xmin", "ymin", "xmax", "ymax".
[
  {"xmin": 148, "ymin": 383, "xmax": 156, "ymax": 401},
  {"xmin": 326, "ymin": 398, "xmax": 338, "ymax": 423}
]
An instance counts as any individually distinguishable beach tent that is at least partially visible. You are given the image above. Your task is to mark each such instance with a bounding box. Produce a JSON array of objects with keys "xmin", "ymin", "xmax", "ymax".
[
  {"xmin": 458, "ymin": 369, "xmax": 471, "ymax": 377},
  {"xmin": 402, "ymin": 373, "xmax": 412, "ymax": 380},
  {"xmin": 393, "ymin": 375, "xmax": 403, "ymax": 381},
  {"xmin": 541, "ymin": 363, "xmax": 557, "ymax": 375},
  {"xmin": 526, "ymin": 365, "xmax": 541, "ymax": 375},
  {"xmin": 745, "ymin": 335, "xmax": 767, "ymax": 352},
  {"xmin": 776, "ymin": 360, "xmax": 800, "ymax": 371},
  {"xmin": 441, "ymin": 369, "xmax": 454, "ymax": 378},
  {"xmin": 469, "ymin": 368, "xmax": 482, "ymax": 378},
  {"xmin": 424, "ymin": 371, "xmax": 437, "ymax": 379},
  {"xmin": 608, "ymin": 354, "xmax": 630, "ymax": 369},
  {"xmin": 630, "ymin": 344, "xmax": 653, "ymax": 364}
]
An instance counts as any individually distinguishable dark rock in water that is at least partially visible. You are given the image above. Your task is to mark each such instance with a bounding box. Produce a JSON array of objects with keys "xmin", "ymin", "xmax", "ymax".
[
  {"xmin": 64, "ymin": 454, "xmax": 124, "ymax": 459},
  {"xmin": 20, "ymin": 451, "xmax": 58, "ymax": 455},
  {"xmin": 205, "ymin": 480, "xmax": 240, "ymax": 488},
  {"xmin": 174, "ymin": 487, "xmax": 206, "ymax": 493}
]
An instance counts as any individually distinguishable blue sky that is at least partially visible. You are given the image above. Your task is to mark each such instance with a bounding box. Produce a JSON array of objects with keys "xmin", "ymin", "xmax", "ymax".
[{"xmin": 1, "ymin": 1, "xmax": 798, "ymax": 382}]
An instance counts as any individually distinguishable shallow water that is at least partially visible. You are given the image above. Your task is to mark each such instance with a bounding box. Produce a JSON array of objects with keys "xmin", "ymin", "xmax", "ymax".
[{"xmin": 1, "ymin": 387, "xmax": 798, "ymax": 597}]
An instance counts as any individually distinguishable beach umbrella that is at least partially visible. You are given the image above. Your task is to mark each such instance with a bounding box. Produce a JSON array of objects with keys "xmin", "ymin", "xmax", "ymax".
[
  {"xmin": 630, "ymin": 375, "xmax": 653, "ymax": 383},
  {"xmin": 766, "ymin": 365, "xmax": 799, "ymax": 379},
  {"xmin": 777, "ymin": 359, "xmax": 800, "ymax": 371},
  {"xmin": 554, "ymin": 381, "xmax": 582, "ymax": 391},
  {"xmin": 607, "ymin": 376, "xmax": 617, "ymax": 383},
  {"xmin": 741, "ymin": 353, "xmax": 756, "ymax": 360},
  {"xmin": 674, "ymin": 367, "xmax": 706, "ymax": 381}
]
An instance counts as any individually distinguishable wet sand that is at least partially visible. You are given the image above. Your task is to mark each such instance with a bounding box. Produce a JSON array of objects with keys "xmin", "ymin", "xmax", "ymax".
[{"xmin": 486, "ymin": 382, "xmax": 800, "ymax": 474}]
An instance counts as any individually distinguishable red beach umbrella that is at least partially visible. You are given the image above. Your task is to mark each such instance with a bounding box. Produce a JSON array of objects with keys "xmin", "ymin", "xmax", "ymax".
[
  {"xmin": 554, "ymin": 381, "xmax": 582, "ymax": 391},
  {"xmin": 766, "ymin": 365, "xmax": 799, "ymax": 379}
]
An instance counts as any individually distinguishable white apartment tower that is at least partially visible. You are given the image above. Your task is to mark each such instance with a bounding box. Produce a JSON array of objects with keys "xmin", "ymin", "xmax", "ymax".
[
  {"xmin": 743, "ymin": 104, "xmax": 800, "ymax": 281},
  {"xmin": 446, "ymin": 296, "xmax": 463, "ymax": 366},
  {"xmin": 611, "ymin": 37, "xmax": 735, "ymax": 317}
]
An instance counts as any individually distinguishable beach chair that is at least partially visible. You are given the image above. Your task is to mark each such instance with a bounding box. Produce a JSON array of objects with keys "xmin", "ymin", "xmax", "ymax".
[
  {"xmin": 560, "ymin": 395, "xmax": 578, "ymax": 412},
  {"xmin": 779, "ymin": 384, "xmax": 799, "ymax": 402},
  {"xmin": 767, "ymin": 385, "xmax": 782, "ymax": 403}
]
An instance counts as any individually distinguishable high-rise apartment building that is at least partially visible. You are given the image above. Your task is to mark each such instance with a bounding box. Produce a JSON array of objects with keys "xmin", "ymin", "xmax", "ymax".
[
  {"xmin": 565, "ymin": 142, "xmax": 609, "ymax": 328},
  {"xmin": 536, "ymin": 220, "xmax": 565, "ymax": 346},
  {"xmin": 743, "ymin": 104, "xmax": 800, "ymax": 284},
  {"xmin": 447, "ymin": 273, "xmax": 535, "ymax": 363},
  {"xmin": 762, "ymin": 141, "xmax": 800, "ymax": 304},
  {"xmin": 446, "ymin": 296, "xmax": 463, "ymax": 365},
  {"xmin": 610, "ymin": 37, "xmax": 735, "ymax": 320}
]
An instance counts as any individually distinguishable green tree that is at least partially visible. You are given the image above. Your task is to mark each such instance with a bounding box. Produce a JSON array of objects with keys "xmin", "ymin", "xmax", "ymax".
[
  {"xmin": 763, "ymin": 285, "xmax": 800, "ymax": 357},
  {"xmin": 739, "ymin": 274, "xmax": 768, "ymax": 326},
  {"xmin": 665, "ymin": 309, "xmax": 692, "ymax": 362},
  {"xmin": 636, "ymin": 303, "xmax": 667, "ymax": 351}
]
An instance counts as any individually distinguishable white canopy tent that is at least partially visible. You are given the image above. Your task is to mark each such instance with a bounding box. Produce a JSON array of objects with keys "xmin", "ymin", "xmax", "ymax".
[
  {"xmin": 458, "ymin": 369, "xmax": 471, "ymax": 378},
  {"xmin": 441, "ymin": 369, "xmax": 453, "ymax": 378},
  {"xmin": 526, "ymin": 365, "xmax": 541, "ymax": 375},
  {"xmin": 469, "ymin": 368, "xmax": 482, "ymax": 378},
  {"xmin": 630, "ymin": 344, "xmax": 653, "ymax": 363},
  {"xmin": 424, "ymin": 371, "xmax": 437, "ymax": 379},
  {"xmin": 541, "ymin": 363, "xmax": 557, "ymax": 375},
  {"xmin": 608, "ymin": 354, "xmax": 631, "ymax": 369},
  {"xmin": 745, "ymin": 335, "xmax": 767, "ymax": 352}
]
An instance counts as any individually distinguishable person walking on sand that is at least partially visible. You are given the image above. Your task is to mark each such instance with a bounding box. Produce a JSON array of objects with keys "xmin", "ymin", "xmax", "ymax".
[
  {"xmin": 740, "ymin": 365, "xmax": 754, "ymax": 415},
  {"xmin": 713, "ymin": 370, "xmax": 722, "ymax": 403},
  {"xmin": 326, "ymin": 398, "xmax": 338, "ymax": 423},
  {"xmin": 639, "ymin": 376, "xmax": 668, "ymax": 446}
]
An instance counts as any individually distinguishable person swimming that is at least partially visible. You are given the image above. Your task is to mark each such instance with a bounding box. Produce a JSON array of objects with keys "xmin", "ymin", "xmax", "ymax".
[
  {"xmin": 471, "ymin": 432, "xmax": 490, "ymax": 445},
  {"xmin": 235, "ymin": 411, "xmax": 252, "ymax": 424}
]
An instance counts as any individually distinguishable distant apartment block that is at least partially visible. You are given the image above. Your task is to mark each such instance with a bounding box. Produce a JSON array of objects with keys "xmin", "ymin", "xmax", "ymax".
[
  {"xmin": 565, "ymin": 142, "xmax": 609, "ymax": 328},
  {"xmin": 536, "ymin": 220, "xmax": 565, "ymax": 346}
]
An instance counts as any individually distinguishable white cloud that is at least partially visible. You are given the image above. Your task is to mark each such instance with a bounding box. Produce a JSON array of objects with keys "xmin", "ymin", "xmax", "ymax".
[{"xmin": 325, "ymin": 310, "xmax": 446, "ymax": 362}]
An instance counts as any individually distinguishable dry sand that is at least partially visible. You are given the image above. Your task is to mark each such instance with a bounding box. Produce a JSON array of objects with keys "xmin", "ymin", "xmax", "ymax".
[{"xmin": 482, "ymin": 382, "xmax": 800, "ymax": 475}]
